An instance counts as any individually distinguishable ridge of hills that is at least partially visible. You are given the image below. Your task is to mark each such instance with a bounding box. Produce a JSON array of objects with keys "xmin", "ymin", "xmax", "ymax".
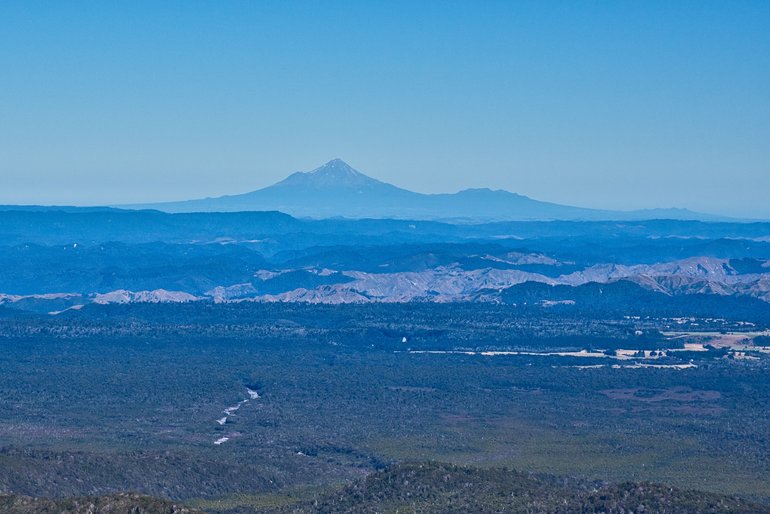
[
  {"xmin": 3, "ymin": 462, "xmax": 768, "ymax": 513},
  {"xmin": 0, "ymin": 208, "xmax": 769, "ymax": 316},
  {"xmin": 280, "ymin": 462, "xmax": 770, "ymax": 514}
]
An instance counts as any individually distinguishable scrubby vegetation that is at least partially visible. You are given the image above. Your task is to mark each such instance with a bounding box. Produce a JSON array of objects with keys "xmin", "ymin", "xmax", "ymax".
[
  {"xmin": 3, "ymin": 462, "xmax": 768, "ymax": 513},
  {"xmin": 0, "ymin": 303, "xmax": 768, "ymax": 509},
  {"xmin": 282, "ymin": 462, "xmax": 770, "ymax": 514},
  {"xmin": 0, "ymin": 492, "xmax": 201, "ymax": 513}
]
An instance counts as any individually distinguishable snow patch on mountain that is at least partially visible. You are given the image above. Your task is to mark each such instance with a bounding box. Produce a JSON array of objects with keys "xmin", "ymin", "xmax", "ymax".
[{"xmin": 273, "ymin": 159, "xmax": 390, "ymax": 190}]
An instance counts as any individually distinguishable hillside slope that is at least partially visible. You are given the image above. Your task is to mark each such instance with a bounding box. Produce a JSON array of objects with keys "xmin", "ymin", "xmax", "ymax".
[
  {"xmin": 285, "ymin": 462, "xmax": 770, "ymax": 514},
  {"xmin": 0, "ymin": 493, "xmax": 201, "ymax": 514}
]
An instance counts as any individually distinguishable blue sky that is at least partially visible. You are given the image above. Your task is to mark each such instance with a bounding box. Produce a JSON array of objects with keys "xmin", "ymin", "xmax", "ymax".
[{"xmin": 1, "ymin": 1, "xmax": 768, "ymax": 217}]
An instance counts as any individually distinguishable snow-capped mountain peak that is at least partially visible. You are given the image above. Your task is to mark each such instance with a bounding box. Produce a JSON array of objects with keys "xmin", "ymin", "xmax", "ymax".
[
  {"xmin": 275, "ymin": 159, "xmax": 386, "ymax": 189},
  {"xmin": 123, "ymin": 158, "xmax": 726, "ymax": 222}
]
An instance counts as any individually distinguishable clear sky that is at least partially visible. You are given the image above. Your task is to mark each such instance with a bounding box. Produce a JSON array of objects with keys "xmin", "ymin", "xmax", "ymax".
[{"xmin": 1, "ymin": 1, "xmax": 768, "ymax": 217}]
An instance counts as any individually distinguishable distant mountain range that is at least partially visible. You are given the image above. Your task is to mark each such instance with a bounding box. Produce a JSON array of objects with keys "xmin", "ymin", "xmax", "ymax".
[
  {"xmin": 125, "ymin": 159, "xmax": 727, "ymax": 221},
  {"xmin": 0, "ymin": 207, "xmax": 769, "ymax": 315},
  {"xmin": 1, "ymin": 207, "xmax": 770, "ymax": 312}
]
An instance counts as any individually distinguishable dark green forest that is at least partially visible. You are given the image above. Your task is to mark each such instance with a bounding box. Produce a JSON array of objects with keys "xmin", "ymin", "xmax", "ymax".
[{"xmin": 1, "ymin": 303, "xmax": 769, "ymax": 512}]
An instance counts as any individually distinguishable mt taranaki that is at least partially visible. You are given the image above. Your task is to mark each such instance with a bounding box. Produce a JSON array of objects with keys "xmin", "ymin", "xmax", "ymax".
[{"xmin": 127, "ymin": 159, "xmax": 719, "ymax": 221}]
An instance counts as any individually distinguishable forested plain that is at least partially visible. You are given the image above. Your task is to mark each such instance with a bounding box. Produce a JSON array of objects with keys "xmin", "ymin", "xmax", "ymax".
[{"xmin": 0, "ymin": 302, "xmax": 769, "ymax": 512}]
